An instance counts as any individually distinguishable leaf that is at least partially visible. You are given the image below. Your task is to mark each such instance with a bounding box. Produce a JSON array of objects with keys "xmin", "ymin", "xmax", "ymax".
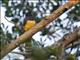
[
  {"xmin": 11, "ymin": 18, "xmax": 19, "ymax": 23},
  {"xmin": 66, "ymin": 54, "xmax": 76, "ymax": 60},
  {"xmin": 5, "ymin": 9, "xmax": 13, "ymax": 17},
  {"xmin": 35, "ymin": 17, "xmax": 41, "ymax": 23},
  {"xmin": 41, "ymin": 28, "xmax": 49, "ymax": 36},
  {"xmin": 48, "ymin": 47, "xmax": 62, "ymax": 57},
  {"xmin": 12, "ymin": 26, "xmax": 20, "ymax": 33},
  {"xmin": 32, "ymin": 47, "xmax": 48, "ymax": 60},
  {"xmin": 2, "ymin": 0, "xmax": 9, "ymax": 6}
]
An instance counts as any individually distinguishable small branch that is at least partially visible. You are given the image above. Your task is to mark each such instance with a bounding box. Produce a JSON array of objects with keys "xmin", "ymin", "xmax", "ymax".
[
  {"xmin": 51, "ymin": 27, "xmax": 80, "ymax": 48},
  {"xmin": 66, "ymin": 40, "xmax": 80, "ymax": 49},
  {"xmin": 54, "ymin": 27, "xmax": 80, "ymax": 48}
]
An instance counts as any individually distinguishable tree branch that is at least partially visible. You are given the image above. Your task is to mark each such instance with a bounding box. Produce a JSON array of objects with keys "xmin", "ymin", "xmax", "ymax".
[
  {"xmin": 0, "ymin": 0, "xmax": 79, "ymax": 59},
  {"xmin": 66, "ymin": 39, "xmax": 80, "ymax": 49},
  {"xmin": 50, "ymin": 27, "xmax": 80, "ymax": 60},
  {"xmin": 52, "ymin": 27, "xmax": 80, "ymax": 48},
  {"xmin": 62, "ymin": 27, "xmax": 80, "ymax": 47}
]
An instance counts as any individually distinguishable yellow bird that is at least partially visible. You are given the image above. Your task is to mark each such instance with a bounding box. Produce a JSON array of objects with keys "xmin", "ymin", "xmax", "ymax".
[{"xmin": 23, "ymin": 20, "xmax": 36, "ymax": 31}]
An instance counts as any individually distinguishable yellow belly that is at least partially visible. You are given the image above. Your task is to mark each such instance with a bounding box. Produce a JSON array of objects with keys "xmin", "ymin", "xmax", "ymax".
[{"xmin": 23, "ymin": 20, "xmax": 36, "ymax": 31}]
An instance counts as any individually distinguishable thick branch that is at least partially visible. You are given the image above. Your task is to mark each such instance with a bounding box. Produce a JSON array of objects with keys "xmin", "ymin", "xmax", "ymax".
[
  {"xmin": 53, "ymin": 27, "xmax": 80, "ymax": 48},
  {"xmin": 62, "ymin": 28, "xmax": 80, "ymax": 47},
  {"xmin": 66, "ymin": 39, "xmax": 80, "ymax": 49},
  {"xmin": 50, "ymin": 27, "xmax": 80, "ymax": 60},
  {"xmin": 0, "ymin": 0, "xmax": 79, "ymax": 59}
]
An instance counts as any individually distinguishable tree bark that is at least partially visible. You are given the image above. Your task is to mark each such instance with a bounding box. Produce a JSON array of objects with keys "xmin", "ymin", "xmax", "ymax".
[
  {"xmin": 52, "ymin": 27, "xmax": 80, "ymax": 48},
  {"xmin": 62, "ymin": 27, "xmax": 80, "ymax": 47},
  {"xmin": 51, "ymin": 27, "xmax": 80, "ymax": 60},
  {"xmin": 0, "ymin": 0, "xmax": 79, "ymax": 59}
]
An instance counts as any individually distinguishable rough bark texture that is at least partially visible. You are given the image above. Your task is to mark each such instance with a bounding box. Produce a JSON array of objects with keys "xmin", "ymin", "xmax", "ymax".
[
  {"xmin": 62, "ymin": 27, "xmax": 80, "ymax": 47},
  {"xmin": 53, "ymin": 27, "xmax": 80, "ymax": 48},
  {"xmin": 51, "ymin": 27, "xmax": 80, "ymax": 60},
  {"xmin": 0, "ymin": 0, "xmax": 80, "ymax": 59}
]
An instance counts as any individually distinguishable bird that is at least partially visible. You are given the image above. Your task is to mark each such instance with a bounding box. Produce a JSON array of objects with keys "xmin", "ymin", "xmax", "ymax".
[{"xmin": 23, "ymin": 20, "xmax": 36, "ymax": 31}]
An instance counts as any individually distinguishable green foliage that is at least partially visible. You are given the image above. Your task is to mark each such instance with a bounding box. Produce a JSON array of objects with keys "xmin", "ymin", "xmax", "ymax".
[
  {"xmin": 2, "ymin": 0, "xmax": 9, "ymax": 7},
  {"xmin": 48, "ymin": 46, "xmax": 62, "ymax": 57},
  {"xmin": 66, "ymin": 54, "xmax": 76, "ymax": 60},
  {"xmin": 0, "ymin": 26, "xmax": 13, "ymax": 49},
  {"xmin": 5, "ymin": 9, "xmax": 13, "ymax": 17},
  {"xmin": 32, "ymin": 40, "xmax": 49, "ymax": 60},
  {"xmin": 41, "ymin": 28, "xmax": 49, "ymax": 36},
  {"xmin": 32, "ymin": 47, "xmax": 48, "ymax": 60},
  {"xmin": 68, "ymin": 3, "xmax": 80, "ymax": 21},
  {"xmin": 11, "ymin": 18, "xmax": 19, "ymax": 24},
  {"xmin": 12, "ymin": 26, "xmax": 20, "ymax": 33},
  {"xmin": 35, "ymin": 17, "xmax": 41, "ymax": 23}
]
